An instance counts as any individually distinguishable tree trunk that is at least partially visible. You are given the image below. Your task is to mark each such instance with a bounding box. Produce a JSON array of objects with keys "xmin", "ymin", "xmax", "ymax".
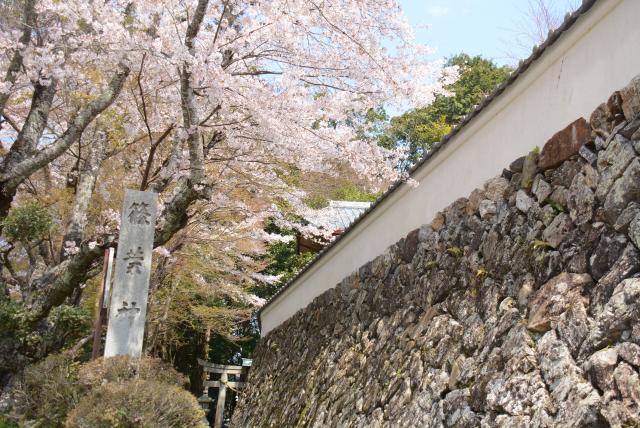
[
  {"xmin": 60, "ymin": 132, "xmax": 107, "ymax": 261},
  {"xmin": 0, "ymin": 82, "xmax": 57, "ymax": 220},
  {"xmin": 0, "ymin": 64, "xmax": 130, "ymax": 224}
]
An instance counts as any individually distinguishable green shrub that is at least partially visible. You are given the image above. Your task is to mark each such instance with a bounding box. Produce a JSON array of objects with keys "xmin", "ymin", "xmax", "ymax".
[
  {"xmin": 0, "ymin": 301, "xmax": 92, "ymax": 375},
  {"xmin": 12, "ymin": 355, "xmax": 192, "ymax": 427},
  {"xmin": 3, "ymin": 202, "xmax": 53, "ymax": 243},
  {"xmin": 331, "ymin": 183, "xmax": 379, "ymax": 203},
  {"xmin": 78, "ymin": 355, "xmax": 188, "ymax": 389},
  {"xmin": 65, "ymin": 380, "xmax": 206, "ymax": 428},
  {"xmin": 48, "ymin": 305, "xmax": 92, "ymax": 348},
  {"xmin": 304, "ymin": 194, "xmax": 329, "ymax": 209},
  {"xmin": 14, "ymin": 351, "xmax": 82, "ymax": 427},
  {"xmin": 0, "ymin": 415, "xmax": 19, "ymax": 428}
]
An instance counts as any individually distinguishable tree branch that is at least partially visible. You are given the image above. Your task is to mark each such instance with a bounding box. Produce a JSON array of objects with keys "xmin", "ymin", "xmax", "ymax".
[
  {"xmin": 0, "ymin": 0, "xmax": 36, "ymax": 115},
  {"xmin": 1, "ymin": 82, "xmax": 57, "ymax": 170},
  {"xmin": 0, "ymin": 63, "xmax": 130, "ymax": 203},
  {"xmin": 148, "ymin": 136, "xmax": 182, "ymax": 193},
  {"xmin": 181, "ymin": 0, "xmax": 209, "ymax": 185},
  {"xmin": 29, "ymin": 240, "xmax": 111, "ymax": 324},
  {"xmin": 59, "ymin": 132, "xmax": 107, "ymax": 261},
  {"xmin": 140, "ymin": 125, "xmax": 174, "ymax": 191}
]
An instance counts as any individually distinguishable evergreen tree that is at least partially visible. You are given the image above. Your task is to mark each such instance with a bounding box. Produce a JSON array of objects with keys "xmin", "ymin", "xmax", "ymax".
[{"xmin": 378, "ymin": 54, "xmax": 512, "ymax": 164}]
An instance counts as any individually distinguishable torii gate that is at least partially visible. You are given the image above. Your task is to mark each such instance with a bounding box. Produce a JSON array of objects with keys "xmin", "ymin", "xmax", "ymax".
[{"xmin": 198, "ymin": 359, "xmax": 251, "ymax": 428}]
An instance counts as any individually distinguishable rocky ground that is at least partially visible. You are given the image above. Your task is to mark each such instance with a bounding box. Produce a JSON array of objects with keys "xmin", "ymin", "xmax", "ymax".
[{"xmin": 232, "ymin": 75, "xmax": 640, "ymax": 427}]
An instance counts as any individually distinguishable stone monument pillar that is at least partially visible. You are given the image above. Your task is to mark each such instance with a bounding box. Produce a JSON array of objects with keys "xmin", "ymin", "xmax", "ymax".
[{"xmin": 104, "ymin": 189, "xmax": 158, "ymax": 358}]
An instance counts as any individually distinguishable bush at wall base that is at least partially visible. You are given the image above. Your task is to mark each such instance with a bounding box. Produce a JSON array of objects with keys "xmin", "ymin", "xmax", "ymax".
[{"xmin": 10, "ymin": 353, "xmax": 205, "ymax": 428}]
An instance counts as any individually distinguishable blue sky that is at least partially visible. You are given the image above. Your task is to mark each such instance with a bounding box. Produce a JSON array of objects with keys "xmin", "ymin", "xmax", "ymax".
[{"xmin": 399, "ymin": 0, "xmax": 578, "ymax": 66}]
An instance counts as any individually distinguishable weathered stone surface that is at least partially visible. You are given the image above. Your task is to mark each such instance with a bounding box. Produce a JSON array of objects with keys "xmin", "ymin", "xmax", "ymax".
[
  {"xmin": 105, "ymin": 190, "xmax": 158, "ymax": 358},
  {"xmin": 547, "ymin": 159, "xmax": 582, "ymax": 187},
  {"xmin": 234, "ymin": 80, "xmax": 640, "ymax": 428},
  {"xmin": 589, "ymin": 231, "xmax": 628, "ymax": 280},
  {"xmin": 590, "ymin": 243, "xmax": 639, "ymax": 314},
  {"xmin": 603, "ymin": 158, "xmax": 640, "ymax": 223},
  {"xmin": 620, "ymin": 74, "xmax": 640, "ymax": 120},
  {"xmin": 537, "ymin": 331, "xmax": 602, "ymax": 426},
  {"xmin": 629, "ymin": 213, "xmax": 640, "ymax": 250},
  {"xmin": 618, "ymin": 342, "xmax": 640, "ymax": 368},
  {"xmin": 538, "ymin": 117, "xmax": 591, "ymax": 170},
  {"xmin": 431, "ymin": 211, "xmax": 445, "ymax": 231},
  {"xmin": 532, "ymin": 175, "xmax": 552, "ymax": 203},
  {"xmin": 601, "ymin": 395, "xmax": 638, "ymax": 428},
  {"xmin": 527, "ymin": 273, "xmax": 591, "ymax": 332},
  {"xmin": 556, "ymin": 301, "xmax": 592, "ymax": 357},
  {"xmin": 485, "ymin": 176, "xmax": 511, "ymax": 202},
  {"xmin": 578, "ymin": 144, "xmax": 597, "ymax": 165},
  {"xmin": 613, "ymin": 362, "xmax": 640, "ymax": 416},
  {"xmin": 520, "ymin": 153, "xmax": 538, "ymax": 189},
  {"xmin": 542, "ymin": 213, "xmax": 572, "ymax": 248},
  {"xmin": 515, "ymin": 189, "xmax": 534, "ymax": 213},
  {"xmin": 540, "ymin": 204, "xmax": 556, "ymax": 226},
  {"xmin": 584, "ymin": 347, "xmax": 618, "ymax": 391},
  {"xmin": 580, "ymin": 278, "xmax": 640, "ymax": 358},
  {"xmin": 548, "ymin": 186, "xmax": 569, "ymax": 211},
  {"xmin": 509, "ymin": 156, "xmax": 525, "ymax": 173},
  {"xmin": 478, "ymin": 199, "xmax": 496, "ymax": 220},
  {"xmin": 501, "ymin": 168, "xmax": 513, "ymax": 181},
  {"xmin": 582, "ymin": 163, "xmax": 598, "ymax": 189},
  {"xmin": 620, "ymin": 117, "xmax": 640, "ymax": 139},
  {"xmin": 567, "ymin": 173, "xmax": 594, "ymax": 225},
  {"xmin": 614, "ymin": 202, "xmax": 640, "ymax": 232},
  {"xmin": 608, "ymin": 90, "xmax": 626, "ymax": 124},
  {"xmin": 466, "ymin": 188, "xmax": 485, "ymax": 215},
  {"xmin": 398, "ymin": 229, "xmax": 419, "ymax": 263},
  {"xmin": 595, "ymin": 134, "xmax": 636, "ymax": 202},
  {"xmin": 590, "ymin": 101, "xmax": 614, "ymax": 136}
]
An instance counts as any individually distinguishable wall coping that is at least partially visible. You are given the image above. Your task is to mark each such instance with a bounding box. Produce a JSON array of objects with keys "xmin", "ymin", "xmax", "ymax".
[{"xmin": 258, "ymin": 0, "xmax": 625, "ymax": 335}]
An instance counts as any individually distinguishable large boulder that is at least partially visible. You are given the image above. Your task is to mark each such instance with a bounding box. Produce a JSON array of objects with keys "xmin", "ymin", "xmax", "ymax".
[
  {"xmin": 621, "ymin": 74, "xmax": 640, "ymax": 120},
  {"xmin": 527, "ymin": 273, "xmax": 592, "ymax": 333},
  {"xmin": 538, "ymin": 118, "xmax": 591, "ymax": 170}
]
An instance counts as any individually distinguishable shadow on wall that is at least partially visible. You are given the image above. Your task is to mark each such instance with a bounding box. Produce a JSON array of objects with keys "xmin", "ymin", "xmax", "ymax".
[{"xmin": 232, "ymin": 74, "xmax": 640, "ymax": 427}]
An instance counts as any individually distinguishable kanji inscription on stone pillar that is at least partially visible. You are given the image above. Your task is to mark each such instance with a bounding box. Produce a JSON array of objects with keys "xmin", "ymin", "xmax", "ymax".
[{"xmin": 104, "ymin": 189, "xmax": 157, "ymax": 358}]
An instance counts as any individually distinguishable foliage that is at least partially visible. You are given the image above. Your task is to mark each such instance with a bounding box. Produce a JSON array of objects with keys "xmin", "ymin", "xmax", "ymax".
[
  {"xmin": 546, "ymin": 199, "xmax": 565, "ymax": 213},
  {"xmin": 256, "ymin": 221, "xmax": 315, "ymax": 299},
  {"xmin": 48, "ymin": 305, "xmax": 93, "ymax": 348},
  {"xmin": 0, "ymin": 300, "xmax": 91, "ymax": 374},
  {"xmin": 11, "ymin": 354, "xmax": 198, "ymax": 427},
  {"xmin": 0, "ymin": 0, "xmax": 451, "ymax": 390},
  {"xmin": 3, "ymin": 202, "xmax": 52, "ymax": 243},
  {"xmin": 143, "ymin": 235, "xmax": 264, "ymax": 393},
  {"xmin": 531, "ymin": 239, "xmax": 553, "ymax": 251},
  {"xmin": 65, "ymin": 380, "xmax": 206, "ymax": 428},
  {"xmin": 430, "ymin": 54, "xmax": 512, "ymax": 124},
  {"xmin": 0, "ymin": 416, "xmax": 19, "ymax": 428},
  {"xmin": 78, "ymin": 355, "xmax": 188, "ymax": 390},
  {"xmin": 447, "ymin": 247, "xmax": 463, "ymax": 258},
  {"xmin": 378, "ymin": 54, "xmax": 512, "ymax": 164},
  {"xmin": 304, "ymin": 183, "xmax": 380, "ymax": 209},
  {"xmin": 331, "ymin": 184, "xmax": 380, "ymax": 203},
  {"xmin": 476, "ymin": 267, "xmax": 489, "ymax": 279},
  {"xmin": 304, "ymin": 194, "xmax": 330, "ymax": 210},
  {"xmin": 13, "ymin": 351, "xmax": 82, "ymax": 427}
]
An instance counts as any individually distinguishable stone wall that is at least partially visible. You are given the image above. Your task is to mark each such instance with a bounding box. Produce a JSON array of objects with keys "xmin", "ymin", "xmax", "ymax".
[{"xmin": 232, "ymin": 75, "xmax": 640, "ymax": 427}]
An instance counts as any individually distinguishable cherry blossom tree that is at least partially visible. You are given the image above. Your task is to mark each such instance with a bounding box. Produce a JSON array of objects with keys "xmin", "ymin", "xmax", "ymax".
[{"xmin": 0, "ymin": 0, "xmax": 453, "ymax": 377}]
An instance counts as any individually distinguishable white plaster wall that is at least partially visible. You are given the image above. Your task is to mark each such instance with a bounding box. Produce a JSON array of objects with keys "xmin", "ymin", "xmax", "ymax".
[{"xmin": 261, "ymin": 0, "xmax": 640, "ymax": 335}]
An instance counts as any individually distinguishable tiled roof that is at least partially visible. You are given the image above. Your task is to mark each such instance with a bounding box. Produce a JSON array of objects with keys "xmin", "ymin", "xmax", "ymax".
[{"xmin": 320, "ymin": 201, "xmax": 372, "ymax": 231}]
